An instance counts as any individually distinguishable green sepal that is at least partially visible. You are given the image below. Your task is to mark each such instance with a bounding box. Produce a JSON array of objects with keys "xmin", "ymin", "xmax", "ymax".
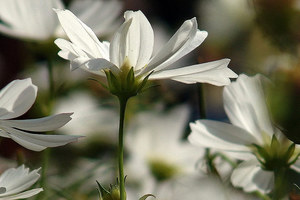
[
  {"xmin": 88, "ymin": 78, "xmax": 109, "ymax": 90},
  {"xmin": 136, "ymin": 71, "xmax": 153, "ymax": 94},
  {"xmin": 284, "ymin": 143, "xmax": 295, "ymax": 162},
  {"xmin": 270, "ymin": 134, "xmax": 280, "ymax": 151},
  {"xmin": 253, "ymin": 144, "xmax": 269, "ymax": 162},
  {"xmin": 126, "ymin": 67, "xmax": 135, "ymax": 89},
  {"xmin": 139, "ymin": 194, "xmax": 156, "ymax": 200},
  {"xmin": 97, "ymin": 181, "xmax": 110, "ymax": 199}
]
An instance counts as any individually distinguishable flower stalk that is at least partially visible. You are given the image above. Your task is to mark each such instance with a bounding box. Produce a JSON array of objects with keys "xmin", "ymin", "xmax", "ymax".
[{"xmin": 118, "ymin": 96, "xmax": 128, "ymax": 200}]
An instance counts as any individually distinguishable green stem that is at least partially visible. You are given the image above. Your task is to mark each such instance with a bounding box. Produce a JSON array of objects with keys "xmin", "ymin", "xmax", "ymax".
[
  {"xmin": 272, "ymin": 168, "xmax": 288, "ymax": 200},
  {"xmin": 39, "ymin": 148, "xmax": 50, "ymax": 198},
  {"xmin": 37, "ymin": 57, "xmax": 54, "ymax": 200},
  {"xmin": 196, "ymin": 83, "xmax": 206, "ymax": 119},
  {"xmin": 197, "ymin": 83, "xmax": 219, "ymax": 176},
  {"xmin": 118, "ymin": 97, "xmax": 128, "ymax": 200},
  {"xmin": 46, "ymin": 56, "xmax": 55, "ymax": 107}
]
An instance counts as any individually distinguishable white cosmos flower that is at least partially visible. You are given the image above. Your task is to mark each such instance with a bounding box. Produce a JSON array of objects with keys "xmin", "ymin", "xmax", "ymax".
[
  {"xmin": 125, "ymin": 105, "xmax": 204, "ymax": 198},
  {"xmin": 188, "ymin": 74, "xmax": 300, "ymax": 194},
  {"xmin": 0, "ymin": 78, "xmax": 81, "ymax": 151},
  {"xmin": 54, "ymin": 9, "xmax": 237, "ymax": 87},
  {"xmin": 154, "ymin": 175, "xmax": 259, "ymax": 200},
  {"xmin": 0, "ymin": 0, "xmax": 122, "ymax": 41},
  {"xmin": 0, "ymin": 165, "xmax": 42, "ymax": 200},
  {"xmin": 54, "ymin": 91, "xmax": 119, "ymax": 140}
]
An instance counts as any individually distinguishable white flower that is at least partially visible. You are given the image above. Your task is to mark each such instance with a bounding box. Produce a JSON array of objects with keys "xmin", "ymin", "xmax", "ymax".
[
  {"xmin": 0, "ymin": 165, "xmax": 42, "ymax": 200},
  {"xmin": 0, "ymin": 78, "xmax": 81, "ymax": 151},
  {"xmin": 54, "ymin": 9, "xmax": 237, "ymax": 87},
  {"xmin": 188, "ymin": 74, "xmax": 300, "ymax": 194},
  {"xmin": 0, "ymin": 0, "xmax": 122, "ymax": 40},
  {"xmin": 125, "ymin": 105, "xmax": 204, "ymax": 198},
  {"xmin": 54, "ymin": 91, "xmax": 119, "ymax": 140},
  {"xmin": 199, "ymin": 0, "xmax": 254, "ymax": 46},
  {"xmin": 154, "ymin": 175, "xmax": 259, "ymax": 200}
]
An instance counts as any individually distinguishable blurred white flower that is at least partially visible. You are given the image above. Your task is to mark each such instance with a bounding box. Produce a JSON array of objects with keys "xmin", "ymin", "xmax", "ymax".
[
  {"xmin": 188, "ymin": 74, "xmax": 300, "ymax": 194},
  {"xmin": 50, "ymin": 158, "xmax": 115, "ymax": 196},
  {"xmin": 55, "ymin": 9, "xmax": 237, "ymax": 87},
  {"xmin": 0, "ymin": 165, "xmax": 42, "ymax": 200},
  {"xmin": 154, "ymin": 175, "xmax": 259, "ymax": 200},
  {"xmin": 125, "ymin": 105, "xmax": 204, "ymax": 198},
  {"xmin": 199, "ymin": 0, "xmax": 254, "ymax": 46},
  {"xmin": 54, "ymin": 91, "xmax": 119, "ymax": 141},
  {"xmin": 0, "ymin": 78, "xmax": 81, "ymax": 151},
  {"xmin": 0, "ymin": 0, "xmax": 122, "ymax": 41}
]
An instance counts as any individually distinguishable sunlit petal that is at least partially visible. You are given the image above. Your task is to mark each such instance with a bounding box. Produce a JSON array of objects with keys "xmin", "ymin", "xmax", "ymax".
[
  {"xmin": 0, "ymin": 79, "xmax": 37, "ymax": 120},
  {"xmin": 224, "ymin": 74, "xmax": 274, "ymax": 140},
  {"xmin": 149, "ymin": 59, "xmax": 237, "ymax": 86}
]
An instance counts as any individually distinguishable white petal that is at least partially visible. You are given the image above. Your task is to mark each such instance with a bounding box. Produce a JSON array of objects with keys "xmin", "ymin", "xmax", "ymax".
[
  {"xmin": 110, "ymin": 10, "xmax": 154, "ymax": 69},
  {"xmin": 1, "ymin": 113, "xmax": 72, "ymax": 132},
  {"xmin": 231, "ymin": 159, "xmax": 274, "ymax": 193},
  {"xmin": 149, "ymin": 59, "xmax": 237, "ymax": 86},
  {"xmin": 55, "ymin": 38, "xmax": 83, "ymax": 61},
  {"xmin": 223, "ymin": 74, "xmax": 275, "ymax": 141},
  {"xmin": 188, "ymin": 120, "xmax": 256, "ymax": 160},
  {"xmin": 0, "ymin": 188, "xmax": 43, "ymax": 199},
  {"xmin": 0, "ymin": 165, "xmax": 41, "ymax": 198},
  {"xmin": 54, "ymin": 9, "xmax": 108, "ymax": 59},
  {"xmin": 55, "ymin": 38, "xmax": 113, "ymax": 74},
  {"xmin": 1, "ymin": 126, "xmax": 81, "ymax": 151},
  {"xmin": 143, "ymin": 18, "xmax": 207, "ymax": 74},
  {"xmin": 291, "ymin": 158, "xmax": 300, "ymax": 173},
  {"xmin": 0, "ymin": 79, "xmax": 37, "ymax": 120},
  {"xmin": 85, "ymin": 58, "xmax": 118, "ymax": 74},
  {"xmin": 109, "ymin": 18, "xmax": 132, "ymax": 67},
  {"xmin": 69, "ymin": 0, "xmax": 122, "ymax": 36}
]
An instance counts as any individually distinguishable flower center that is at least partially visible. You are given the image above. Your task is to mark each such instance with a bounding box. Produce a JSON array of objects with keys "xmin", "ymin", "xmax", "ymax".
[
  {"xmin": 0, "ymin": 187, "xmax": 6, "ymax": 194},
  {"xmin": 148, "ymin": 158, "xmax": 181, "ymax": 181}
]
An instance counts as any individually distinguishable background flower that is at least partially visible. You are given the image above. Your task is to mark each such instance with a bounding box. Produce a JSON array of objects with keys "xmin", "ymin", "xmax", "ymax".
[
  {"xmin": 0, "ymin": 0, "xmax": 122, "ymax": 41},
  {"xmin": 188, "ymin": 74, "xmax": 300, "ymax": 194},
  {"xmin": 0, "ymin": 78, "xmax": 81, "ymax": 151},
  {"xmin": 125, "ymin": 104, "xmax": 204, "ymax": 198},
  {"xmin": 0, "ymin": 165, "xmax": 42, "ymax": 199}
]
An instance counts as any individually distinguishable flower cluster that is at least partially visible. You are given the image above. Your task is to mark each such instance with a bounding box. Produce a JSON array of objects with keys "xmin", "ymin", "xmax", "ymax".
[{"xmin": 0, "ymin": 1, "xmax": 299, "ymax": 200}]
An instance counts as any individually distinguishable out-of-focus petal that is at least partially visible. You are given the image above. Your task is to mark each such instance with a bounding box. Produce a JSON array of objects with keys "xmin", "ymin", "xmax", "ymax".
[
  {"xmin": 149, "ymin": 59, "xmax": 237, "ymax": 86},
  {"xmin": 291, "ymin": 159, "xmax": 300, "ymax": 173},
  {"xmin": 68, "ymin": 0, "xmax": 122, "ymax": 36},
  {"xmin": 231, "ymin": 159, "xmax": 274, "ymax": 193},
  {"xmin": 0, "ymin": 79, "xmax": 37, "ymax": 120},
  {"xmin": 0, "ymin": 0, "xmax": 63, "ymax": 40}
]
